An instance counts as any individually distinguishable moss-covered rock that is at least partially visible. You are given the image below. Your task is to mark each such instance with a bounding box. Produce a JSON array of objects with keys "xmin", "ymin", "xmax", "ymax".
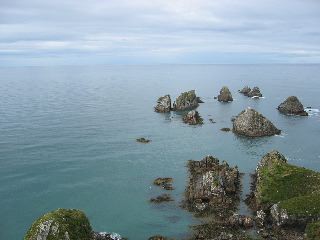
[
  {"xmin": 251, "ymin": 151, "xmax": 320, "ymax": 229},
  {"xmin": 217, "ymin": 86, "xmax": 233, "ymax": 102},
  {"xmin": 172, "ymin": 90, "xmax": 199, "ymax": 111},
  {"xmin": 277, "ymin": 96, "xmax": 308, "ymax": 116},
  {"xmin": 24, "ymin": 208, "xmax": 93, "ymax": 240},
  {"xmin": 182, "ymin": 110, "xmax": 203, "ymax": 125},
  {"xmin": 306, "ymin": 221, "xmax": 320, "ymax": 240}
]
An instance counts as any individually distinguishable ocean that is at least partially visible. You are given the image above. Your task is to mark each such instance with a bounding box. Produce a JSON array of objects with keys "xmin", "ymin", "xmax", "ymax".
[{"xmin": 0, "ymin": 64, "xmax": 319, "ymax": 239}]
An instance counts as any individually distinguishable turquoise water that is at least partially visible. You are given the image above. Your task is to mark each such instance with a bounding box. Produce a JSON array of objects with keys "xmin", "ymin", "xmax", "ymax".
[{"xmin": 0, "ymin": 65, "xmax": 320, "ymax": 239}]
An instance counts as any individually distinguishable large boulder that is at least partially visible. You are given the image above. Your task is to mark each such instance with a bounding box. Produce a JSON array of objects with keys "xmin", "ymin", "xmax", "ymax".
[
  {"xmin": 172, "ymin": 90, "xmax": 199, "ymax": 111},
  {"xmin": 154, "ymin": 95, "xmax": 171, "ymax": 113},
  {"xmin": 277, "ymin": 96, "xmax": 308, "ymax": 116},
  {"xmin": 24, "ymin": 209, "xmax": 93, "ymax": 240},
  {"xmin": 232, "ymin": 108, "xmax": 281, "ymax": 137},
  {"xmin": 217, "ymin": 86, "xmax": 233, "ymax": 102},
  {"xmin": 247, "ymin": 87, "xmax": 262, "ymax": 98},
  {"xmin": 182, "ymin": 110, "xmax": 203, "ymax": 125},
  {"xmin": 239, "ymin": 86, "xmax": 251, "ymax": 96}
]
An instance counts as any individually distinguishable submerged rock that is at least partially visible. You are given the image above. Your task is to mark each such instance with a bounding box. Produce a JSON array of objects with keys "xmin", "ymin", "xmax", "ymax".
[
  {"xmin": 154, "ymin": 95, "xmax": 171, "ymax": 113},
  {"xmin": 209, "ymin": 118, "xmax": 216, "ymax": 124},
  {"xmin": 277, "ymin": 96, "xmax": 308, "ymax": 116},
  {"xmin": 136, "ymin": 137, "xmax": 151, "ymax": 143},
  {"xmin": 24, "ymin": 208, "xmax": 93, "ymax": 240},
  {"xmin": 172, "ymin": 90, "xmax": 199, "ymax": 111},
  {"xmin": 220, "ymin": 127, "xmax": 231, "ymax": 132},
  {"xmin": 182, "ymin": 110, "xmax": 203, "ymax": 125},
  {"xmin": 153, "ymin": 177, "xmax": 174, "ymax": 190},
  {"xmin": 93, "ymin": 232, "xmax": 123, "ymax": 240},
  {"xmin": 148, "ymin": 236, "xmax": 169, "ymax": 240},
  {"xmin": 197, "ymin": 97, "xmax": 204, "ymax": 103},
  {"xmin": 232, "ymin": 108, "xmax": 281, "ymax": 137},
  {"xmin": 217, "ymin": 86, "xmax": 233, "ymax": 102},
  {"xmin": 247, "ymin": 87, "xmax": 262, "ymax": 98},
  {"xmin": 239, "ymin": 86, "xmax": 251, "ymax": 96},
  {"xmin": 150, "ymin": 194, "xmax": 173, "ymax": 203}
]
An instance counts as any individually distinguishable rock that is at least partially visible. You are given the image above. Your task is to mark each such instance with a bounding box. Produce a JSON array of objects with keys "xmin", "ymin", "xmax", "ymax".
[
  {"xmin": 150, "ymin": 194, "xmax": 173, "ymax": 203},
  {"xmin": 172, "ymin": 90, "xmax": 199, "ymax": 111},
  {"xmin": 232, "ymin": 108, "xmax": 281, "ymax": 137},
  {"xmin": 197, "ymin": 97, "xmax": 204, "ymax": 103},
  {"xmin": 247, "ymin": 87, "xmax": 262, "ymax": 98},
  {"xmin": 306, "ymin": 221, "xmax": 320, "ymax": 240},
  {"xmin": 182, "ymin": 110, "xmax": 203, "ymax": 125},
  {"xmin": 24, "ymin": 208, "xmax": 93, "ymax": 240},
  {"xmin": 255, "ymin": 209, "xmax": 266, "ymax": 227},
  {"xmin": 239, "ymin": 86, "xmax": 251, "ymax": 96},
  {"xmin": 209, "ymin": 118, "xmax": 216, "ymax": 124},
  {"xmin": 227, "ymin": 214, "xmax": 254, "ymax": 228},
  {"xmin": 184, "ymin": 156, "xmax": 240, "ymax": 215},
  {"xmin": 220, "ymin": 128, "xmax": 231, "ymax": 132},
  {"xmin": 277, "ymin": 96, "xmax": 308, "ymax": 116},
  {"xmin": 93, "ymin": 232, "xmax": 124, "ymax": 240},
  {"xmin": 153, "ymin": 178, "xmax": 174, "ymax": 190},
  {"xmin": 155, "ymin": 95, "xmax": 171, "ymax": 113},
  {"xmin": 136, "ymin": 137, "xmax": 151, "ymax": 143},
  {"xmin": 250, "ymin": 150, "xmax": 320, "ymax": 229},
  {"xmin": 217, "ymin": 86, "xmax": 233, "ymax": 102},
  {"xmin": 148, "ymin": 236, "xmax": 168, "ymax": 240}
]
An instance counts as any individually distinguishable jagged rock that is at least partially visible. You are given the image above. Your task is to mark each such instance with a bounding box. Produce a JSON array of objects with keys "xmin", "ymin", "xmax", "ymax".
[
  {"xmin": 270, "ymin": 203, "xmax": 289, "ymax": 226},
  {"xmin": 150, "ymin": 194, "xmax": 173, "ymax": 203},
  {"xmin": 148, "ymin": 236, "xmax": 168, "ymax": 240},
  {"xmin": 172, "ymin": 90, "xmax": 199, "ymax": 111},
  {"xmin": 239, "ymin": 86, "xmax": 251, "ymax": 96},
  {"xmin": 277, "ymin": 96, "xmax": 308, "ymax": 116},
  {"xmin": 197, "ymin": 97, "xmax": 204, "ymax": 103},
  {"xmin": 232, "ymin": 108, "xmax": 281, "ymax": 137},
  {"xmin": 183, "ymin": 110, "xmax": 203, "ymax": 125},
  {"xmin": 255, "ymin": 209, "xmax": 266, "ymax": 227},
  {"xmin": 247, "ymin": 87, "xmax": 262, "ymax": 98},
  {"xmin": 153, "ymin": 178, "xmax": 174, "ymax": 190},
  {"xmin": 217, "ymin": 86, "xmax": 233, "ymax": 102},
  {"xmin": 184, "ymin": 156, "xmax": 240, "ymax": 215},
  {"xmin": 136, "ymin": 137, "xmax": 151, "ymax": 143},
  {"xmin": 24, "ymin": 209, "xmax": 93, "ymax": 240},
  {"xmin": 154, "ymin": 95, "xmax": 171, "ymax": 113}
]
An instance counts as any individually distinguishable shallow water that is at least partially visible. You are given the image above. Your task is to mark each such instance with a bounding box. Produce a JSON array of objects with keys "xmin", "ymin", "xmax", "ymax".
[{"xmin": 0, "ymin": 64, "xmax": 319, "ymax": 239}]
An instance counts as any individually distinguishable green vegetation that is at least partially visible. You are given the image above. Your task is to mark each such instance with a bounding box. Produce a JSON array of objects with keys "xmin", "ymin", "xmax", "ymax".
[
  {"xmin": 24, "ymin": 208, "xmax": 93, "ymax": 240},
  {"xmin": 306, "ymin": 221, "xmax": 320, "ymax": 240}
]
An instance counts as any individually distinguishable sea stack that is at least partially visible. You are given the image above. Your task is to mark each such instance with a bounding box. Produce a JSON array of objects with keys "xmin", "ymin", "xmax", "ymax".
[
  {"xmin": 277, "ymin": 96, "xmax": 308, "ymax": 116},
  {"xmin": 154, "ymin": 94, "xmax": 171, "ymax": 113},
  {"xmin": 182, "ymin": 110, "xmax": 203, "ymax": 125},
  {"xmin": 247, "ymin": 87, "xmax": 262, "ymax": 98},
  {"xmin": 239, "ymin": 86, "xmax": 251, "ymax": 96},
  {"xmin": 217, "ymin": 86, "xmax": 233, "ymax": 102},
  {"xmin": 172, "ymin": 90, "xmax": 199, "ymax": 111},
  {"xmin": 233, "ymin": 108, "xmax": 281, "ymax": 137}
]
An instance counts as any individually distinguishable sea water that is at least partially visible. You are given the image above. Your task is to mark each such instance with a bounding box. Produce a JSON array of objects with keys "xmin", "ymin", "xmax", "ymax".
[{"xmin": 0, "ymin": 64, "xmax": 319, "ymax": 239}]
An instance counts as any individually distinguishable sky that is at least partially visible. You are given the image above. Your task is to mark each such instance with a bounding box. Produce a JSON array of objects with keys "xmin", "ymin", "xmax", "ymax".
[{"xmin": 0, "ymin": 0, "xmax": 320, "ymax": 66}]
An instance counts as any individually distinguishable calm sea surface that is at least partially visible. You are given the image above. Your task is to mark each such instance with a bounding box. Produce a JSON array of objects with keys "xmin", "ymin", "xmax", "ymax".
[{"xmin": 0, "ymin": 65, "xmax": 319, "ymax": 239}]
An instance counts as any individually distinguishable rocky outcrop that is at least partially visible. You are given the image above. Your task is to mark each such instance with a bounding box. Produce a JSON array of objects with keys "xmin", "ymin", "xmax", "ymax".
[
  {"xmin": 232, "ymin": 108, "xmax": 281, "ymax": 137},
  {"xmin": 247, "ymin": 87, "xmax": 262, "ymax": 98},
  {"xmin": 150, "ymin": 194, "xmax": 173, "ymax": 203},
  {"xmin": 239, "ymin": 86, "xmax": 251, "ymax": 96},
  {"xmin": 172, "ymin": 90, "xmax": 199, "ymax": 111},
  {"xmin": 246, "ymin": 151, "xmax": 320, "ymax": 239},
  {"xmin": 182, "ymin": 110, "xmax": 203, "ymax": 125},
  {"xmin": 227, "ymin": 214, "xmax": 254, "ymax": 228},
  {"xmin": 277, "ymin": 96, "xmax": 308, "ymax": 116},
  {"xmin": 184, "ymin": 155, "xmax": 240, "ymax": 215},
  {"xmin": 24, "ymin": 208, "xmax": 124, "ymax": 240},
  {"xmin": 154, "ymin": 95, "xmax": 171, "ymax": 113},
  {"xmin": 217, "ymin": 86, "xmax": 233, "ymax": 102},
  {"xmin": 153, "ymin": 177, "xmax": 174, "ymax": 190}
]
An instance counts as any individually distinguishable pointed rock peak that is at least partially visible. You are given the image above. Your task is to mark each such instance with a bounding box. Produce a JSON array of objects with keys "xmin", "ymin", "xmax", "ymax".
[
  {"xmin": 233, "ymin": 108, "xmax": 281, "ymax": 137},
  {"xmin": 278, "ymin": 96, "xmax": 308, "ymax": 116},
  {"xmin": 218, "ymin": 86, "xmax": 233, "ymax": 102}
]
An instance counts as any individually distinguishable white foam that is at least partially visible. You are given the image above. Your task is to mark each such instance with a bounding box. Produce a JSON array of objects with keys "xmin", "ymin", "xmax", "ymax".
[{"xmin": 305, "ymin": 108, "xmax": 320, "ymax": 116}]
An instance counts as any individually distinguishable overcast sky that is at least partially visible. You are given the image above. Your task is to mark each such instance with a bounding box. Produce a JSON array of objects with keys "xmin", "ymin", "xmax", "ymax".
[{"xmin": 1, "ymin": 0, "xmax": 320, "ymax": 66}]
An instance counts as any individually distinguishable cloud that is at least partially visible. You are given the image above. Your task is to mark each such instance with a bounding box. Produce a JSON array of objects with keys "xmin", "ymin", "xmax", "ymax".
[{"xmin": 0, "ymin": 0, "xmax": 320, "ymax": 65}]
